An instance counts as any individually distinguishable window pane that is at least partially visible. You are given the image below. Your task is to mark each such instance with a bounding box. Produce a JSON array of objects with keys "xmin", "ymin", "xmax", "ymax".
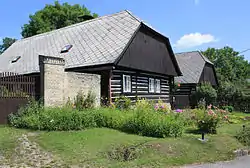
[
  {"xmin": 123, "ymin": 75, "xmax": 131, "ymax": 92},
  {"xmin": 149, "ymin": 78, "xmax": 155, "ymax": 93},
  {"xmin": 156, "ymin": 79, "xmax": 161, "ymax": 93}
]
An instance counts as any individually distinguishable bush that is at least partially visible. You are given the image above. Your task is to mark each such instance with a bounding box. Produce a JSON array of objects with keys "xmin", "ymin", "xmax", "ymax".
[
  {"xmin": 74, "ymin": 91, "xmax": 96, "ymax": 110},
  {"xmin": 122, "ymin": 108, "xmax": 184, "ymax": 138},
  {"xmin": 113, "ymin": 96, "xmax": 132, "ymax": 110},
  {"xmin": 194, "ymin": 107, "xmax": 229, "ymax": 134},
  {"xmin": 192, "ymin": 82, "xmax": 217, "ymax": 106},
  {"xmin": 9, "ymin": 99, "xmax": 185, "ymax": 138},
  {"xmin": 236, "ymin": 125, "xmax": 250, "ymax": 146},
  {"xmin": 93, "ymin": 108, "xmax": 130, "ymax": 130},
  {"xmin": 222, "ymin": 106, "xmax": 234, "ymax": 113},
  {"xmin": 9, "ymin": 100, "xmax": 96, "ymax": 131}
]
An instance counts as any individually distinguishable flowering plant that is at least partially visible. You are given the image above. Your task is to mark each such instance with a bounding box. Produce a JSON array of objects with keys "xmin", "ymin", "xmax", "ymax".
[
  {"xmin": 196, "ymin": 104, "xmax": 229, "ymax": 134},
  {"xmin": 154, "ymin": 100, "xmax": 171, "ymax": 113}
]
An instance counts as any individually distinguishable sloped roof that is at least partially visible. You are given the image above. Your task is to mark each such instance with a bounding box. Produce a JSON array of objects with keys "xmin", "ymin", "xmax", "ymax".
[
  {"xmin": 175, "ymin": 51, "xmax": 214, "ymax": 84},
  {"xmin": 0, "ymin": 10, "xmax": 142, "ymax": 74}
]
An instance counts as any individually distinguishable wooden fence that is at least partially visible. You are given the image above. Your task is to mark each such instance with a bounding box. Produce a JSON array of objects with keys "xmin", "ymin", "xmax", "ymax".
[{"xmin": 0, "ymin": 72, "xmax": 36, "ymax": 124}]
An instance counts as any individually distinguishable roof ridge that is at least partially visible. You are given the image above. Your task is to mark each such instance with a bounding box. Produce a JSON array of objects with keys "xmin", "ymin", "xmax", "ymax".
[
  {"xmin": 16, "ymin": 10, "xmax": 131, "ymax": 43},
  {"xmin": 198, "ymin": 51, "xmax": 214, "ymax": 64},
  {"xmin": 124, "ymin": 10, "xmax": 142, "ymax": 23},
  {"xmin": 175, "ymin": 50, "xmax": 200, "ymax": 54}
]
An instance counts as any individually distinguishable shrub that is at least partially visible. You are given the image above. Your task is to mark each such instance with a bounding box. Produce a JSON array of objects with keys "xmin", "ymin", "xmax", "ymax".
[
  {"xmin": 9, "ymin": 102, "xmax": 96, "ymax": 131},
  {"xmin": 236, "ymin": 125, "xmax": 250, "ymax": 146},
  {"xmin": 93, "ymin": 108, "xmax": 129, "ymax": 130},
  {"xmin": 154, "ymin": 99, "xmax": 172, "ymax": 114},
  {"xmin": 222, "ymin": 106, "xmax": 234, "ymax": 113},
  {"xmin": 113, "ymin": 96, "xmax": 132, "ymax": 110},
  {"xmin": 192, "ymin": 82, "xmax": 217, "ymax": 106},
  {"xmin": 74, "ymin": 91, "xmax": 96, "ymax": 110},
  {"xmin": 194, "ymin": 107, "xmax": 229, "ymax": 134},
  {"xmin": 122, "ymin": 108, "xmax": 184, "ymax": 138},
  {"xmin": 9, "ymin": 99, "xmax": 185, "ymax": 138}
]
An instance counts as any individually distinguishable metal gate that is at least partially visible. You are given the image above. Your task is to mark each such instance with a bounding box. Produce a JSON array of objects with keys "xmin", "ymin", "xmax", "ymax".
[{"xmin": 0, "ymin": 72, "xmax": 35, "ymax": 124}]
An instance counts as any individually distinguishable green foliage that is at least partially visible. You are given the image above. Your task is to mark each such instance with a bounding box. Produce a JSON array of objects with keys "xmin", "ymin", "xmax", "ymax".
[
  {"xmin": 222, "ymin": 106, "xmax": 234, "ymax": 113},
  {"xmin": 74, "ymin": 91, "xmax": 96, "ymax": 110},
  {"xmin": 202, "ymin": 47, "xmax": 250, "ymax": 112},
  {"xmin": 236, "ymin": 125, "xmax": 250, "ymax": 146},
  {"xmin": 192, "ymin": 82, "xmax": 217, "ymax": 106},
  {"xmin": 21, "ymin": 1, "xmax": 98, "ymax": 38},
  {"xmin": 202, "ymin": 47, "xmax": 250, "ymax": 83},
  {"xmin": 122, "ymin": 108, "xmax": 185, "ymax": 138},
  {"xmin": 194, "ymin": 107, "xmax": 229, "ymax": 134},
  {"xmin": 113, "ymin": 96, "xmax": 132, "ymax": 110},
  {"xmin": 9, "ymin": 99, "xmax": 185, "ymax": 138},
  {"xmin": 93, "ymin": 108, "xmax": 130, "ymax": 130},
  {"xmin": 9, "ymin": 100, "xmax": 96, "ymax": 131},
  {"xmin": 0, "ymin": 37, "xmax": 17, "ymax": 54}
]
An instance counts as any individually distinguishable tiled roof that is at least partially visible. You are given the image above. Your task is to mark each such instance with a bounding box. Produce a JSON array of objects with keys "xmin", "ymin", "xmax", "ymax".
[
  {"xmin": 175, "ymin": 51, "xmax": 213, "ymax": 84},
  {"xmin": 0, "ymin": 10, "xmax": 141, "ymax": 74}
]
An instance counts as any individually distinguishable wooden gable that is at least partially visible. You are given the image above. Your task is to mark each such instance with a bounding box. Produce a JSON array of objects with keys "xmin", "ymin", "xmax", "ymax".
[
  {"xmin": 199, "ymin": 63, "xmax": 218, "ymax": 86},
  {"xmin": 116, "ymin": 25, "xmax": 180, "ymax": 76}
]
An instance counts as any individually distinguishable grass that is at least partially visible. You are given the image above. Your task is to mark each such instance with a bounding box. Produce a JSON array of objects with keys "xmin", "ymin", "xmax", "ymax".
[
  {"xmin": 33, "ymin": 127, "xmax": 244, "ymax": 168},
  {"xmin": 1, "ymin": 111, "xmax": 250, "ymax": 168},
  {"xmin": 0, "ymin": 126, "xmax": 25, "ymax": 158}
]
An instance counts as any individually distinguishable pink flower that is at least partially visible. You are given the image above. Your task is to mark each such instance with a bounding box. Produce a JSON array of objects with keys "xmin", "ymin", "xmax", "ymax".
[
  {"xmin": 208, "ymin": 110, "xmax": 215, "ymax": 115},
  {"xmin": 175, "ymin": 109, "xmax": 183, "ymax": 113},
  {"xmin": 224, "ymin": 115, "xmax": 228, "ymax": 119}
]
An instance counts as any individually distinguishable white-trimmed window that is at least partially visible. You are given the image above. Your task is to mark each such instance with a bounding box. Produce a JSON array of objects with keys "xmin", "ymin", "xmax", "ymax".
[
  {"xmin": 149, "ymin": 78, "xmax": 155, "ymax": 93},
  {"xmin": 123, "ymin": 75, "xmax": 131, "ymax": 93},
  {"xmin": 155, "ymin": 79, "xmax": 161, "ymax": 93}
]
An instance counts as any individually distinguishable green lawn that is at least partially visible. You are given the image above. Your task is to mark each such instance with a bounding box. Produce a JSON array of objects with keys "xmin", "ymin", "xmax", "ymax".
[
  {"xmin": 1, "ymin": 112, "xmax": 249, "ymax": 168},
  {"xmin": 33, "ymin": 127, "xmax": 244, "ymax": 168},
  {"xmin": 0, "ymin": 126, "xmax": 25, "ymax": 158}
]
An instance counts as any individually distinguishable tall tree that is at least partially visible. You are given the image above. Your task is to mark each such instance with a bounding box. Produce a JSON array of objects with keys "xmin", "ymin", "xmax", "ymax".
[
  {"xmin": 202, "ymin": 46, "xmax": 250, "ymax": 84},
  {"xmin": 0, "ymin": 37, "xmax": 17, "ymax": 54},
  {"xmin": 21, "ymin": 1, "xmax": 98, "ymax": 38}
]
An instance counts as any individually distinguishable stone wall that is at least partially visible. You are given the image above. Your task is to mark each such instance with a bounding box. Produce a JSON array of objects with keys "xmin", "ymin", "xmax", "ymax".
[
  {"xmin": 64, "ymin": 72, "xmax": 101, "ymax": 106},
  {"xmin": 39, "ymin": 55, "xmax": 100, "ymax": 107}
]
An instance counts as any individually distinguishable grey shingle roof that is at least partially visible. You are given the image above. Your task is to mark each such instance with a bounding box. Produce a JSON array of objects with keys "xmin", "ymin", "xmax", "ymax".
[
  {"xmin": 0, "ymin": 10, "xmax": 141, "ymax": 74},
  {"xmin": 175, "ymin": 51, "xmax": 213, "ymax": 84}
]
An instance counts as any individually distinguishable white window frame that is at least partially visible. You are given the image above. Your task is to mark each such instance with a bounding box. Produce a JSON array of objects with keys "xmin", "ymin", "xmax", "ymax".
[
  {"xmin": 123, "ymin": 75, "xmax": 131, "ymax": 93},
  {"xmin": 155, "ymin": 79, "xmax": 161, "ymax": 93},
  {"xmin": 149, "ymin": 78, "xmax": 155, "ymax": 93}
]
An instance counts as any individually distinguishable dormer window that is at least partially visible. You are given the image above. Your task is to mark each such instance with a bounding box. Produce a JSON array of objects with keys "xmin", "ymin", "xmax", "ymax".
[
  {"xmin": 61, "ymin": 44, "xmax": 73, "ymax": 53},
  {"xmin": 11, "ymin": 56, "xmax": 21, "ymax": 63}
]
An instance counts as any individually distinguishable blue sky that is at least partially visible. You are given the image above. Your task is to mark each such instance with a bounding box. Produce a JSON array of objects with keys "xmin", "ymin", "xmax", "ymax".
[{"xmin": 0, "ymin": 0, "xmax": 250, "ymax": 61}]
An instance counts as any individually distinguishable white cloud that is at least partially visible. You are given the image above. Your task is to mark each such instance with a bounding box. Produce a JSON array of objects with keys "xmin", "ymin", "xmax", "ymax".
[
  {"xmin": 174, "ymin": 33, "xmax": 218, "ymax": 49},
  {"xmin": 194, "ymin": 0, "xmax": 200, "ymax": 5}
]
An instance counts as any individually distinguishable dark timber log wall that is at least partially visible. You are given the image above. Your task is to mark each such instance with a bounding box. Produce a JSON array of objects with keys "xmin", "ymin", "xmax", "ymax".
[
  {"xmin": 110, "ymin": 69, "xmax": 171, "ymax": 103},
  {"xmin": 174, "ymin": 83, "xmax": 197, "ymax": 109}
]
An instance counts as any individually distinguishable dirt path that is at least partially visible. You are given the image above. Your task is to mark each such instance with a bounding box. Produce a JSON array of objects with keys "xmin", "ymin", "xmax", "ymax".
[{"xmin": 0, "ymin": 133, "xmax": 65, "ymax": 168}]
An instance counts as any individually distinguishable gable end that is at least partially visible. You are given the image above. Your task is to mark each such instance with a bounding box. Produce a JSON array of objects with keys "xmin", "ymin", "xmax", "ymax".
[{"xmin": 115, "ymin": 23, "xmax": 181, "ymax": 76}]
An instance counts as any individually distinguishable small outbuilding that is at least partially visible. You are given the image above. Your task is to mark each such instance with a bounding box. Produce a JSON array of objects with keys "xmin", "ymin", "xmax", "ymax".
[{"xmin": 174, "ymin": 51, "xmax": 218, "ymax": 109}]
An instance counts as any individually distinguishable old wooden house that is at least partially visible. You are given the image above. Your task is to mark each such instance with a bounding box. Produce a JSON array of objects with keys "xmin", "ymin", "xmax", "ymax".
[
  {"xmin": 174, "ymin": 51, "xmax": 218, "ymax": 108},
  {"xmin": 0, "ymin": 10, "xmax": 182, "ymax": 106}
]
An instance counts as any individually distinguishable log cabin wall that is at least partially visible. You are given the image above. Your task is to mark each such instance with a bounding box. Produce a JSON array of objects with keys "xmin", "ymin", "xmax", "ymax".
[
  {"xmin": 173, "ymin": 83, "xmax": 197, "ymax": 109},
  {"xmin": 110, "ymin": 69, "xmax": 171, "ymax": 103}
]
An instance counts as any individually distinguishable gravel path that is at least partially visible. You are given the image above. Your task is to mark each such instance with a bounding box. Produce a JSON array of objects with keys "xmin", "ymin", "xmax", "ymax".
[
  {"xmin": 183, "ymin": 156, "xmax": 250, "ymax": 168},
  {"xmin": 0, "ymin": 133, "xmax": 65, "ymax": 168}
]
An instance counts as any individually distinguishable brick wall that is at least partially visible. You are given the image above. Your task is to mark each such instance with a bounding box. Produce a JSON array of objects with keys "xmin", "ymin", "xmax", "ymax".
[{"xmin": 39, "ymin": 55, "xmax": 100, "ymax": 107}]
